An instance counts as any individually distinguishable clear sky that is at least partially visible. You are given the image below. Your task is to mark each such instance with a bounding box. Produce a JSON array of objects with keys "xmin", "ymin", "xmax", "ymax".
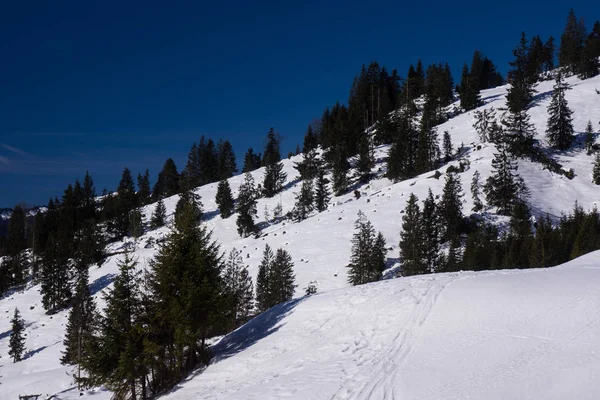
[{"xmin": 0, "ymin": 0, "xmax": 597, "ymax": 207}]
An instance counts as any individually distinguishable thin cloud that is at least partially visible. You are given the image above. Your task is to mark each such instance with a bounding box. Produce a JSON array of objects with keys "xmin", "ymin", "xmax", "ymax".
[
  {"xmin": 1, "ymin": 144, "xmax": 29, "ymax": 157},
  {"xmin": 0, "ymin": 156, "xmax": 10, "ymax": 165}
]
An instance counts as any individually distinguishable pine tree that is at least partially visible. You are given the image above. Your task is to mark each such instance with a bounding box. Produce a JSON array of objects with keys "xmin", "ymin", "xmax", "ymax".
[
  {"xmin": 585, "ymin": 120, "xmax": 595, "ymax": 153},
  {"xmin": 348, "ymin": 211, "xmax": 383, "ymax": 285},
  {"xmin": 332, "ymin": 144, "xmax": 349, "ymax": 195},
  {"xmin": 356, "ymin": 132, "xmax": 375, "ymax": 182},
  {"xmin": 473, "ymin": 107, "xmax": 497, "ymax": 143},
  {"xmin": 242, "ymin": 148, "xmax": 262, "ymax": 173},
  {"xmin": 530, "ymin": 214, "xmax": 558, "ymax": 268},
  {"xmin": 151, "ymin": 198, "xmax": 167, "ymax": 229},
  {"xmin": 7, "ymin": 204, "xmax": 27, "ymax": 256},
  {"xmin": 559, "ymin": 9, "xmax": 586, "ymax": 73},
  {"xmin": 61, "ymin": 264, "xmax": 98, "ymax": 367},
  {"xmin": 399, "ymin": 194, "xmax": 426, "ymax": 276},
  {"xmin": 153, "ymin": 158, "xmax": 180, "ymax": 199},
  {"xmin": 292, "ymin": 178, "xmax": 314, "ymax": 221},
  {"xmin": 294, "ymin": 125, "xmax": 320, "ymax": 180},
  {"xmin": 459, "ymin": 63, "xmax": 481, "ymax": 111},
  {"xmin": 593, "ymin": 152, "xmax": 600, "ymax": 185},
  {"xmin": 386, "ymin": 104, "xmax": 419, "ymax": 181},
  {"xmin": 137, "ymin": 170, "xmax": 151, "ymax": 206},
  {"xmin": 421, "ymin": 189, "xmax": 440, "ymax": 272},
  {"xmin": 8, "ymin": 308, "xmax": 26, "ymax": 363},
  {"xmin": 579, "ymin": 21, "xmax": 600, "ymax": 78},
  {"xmin": 443, "ymin": 130, "xmax": 452, "ymax": 162},
  {"xmin": 314, "ymin": 165, "xmax": 331, "ymax": 212},
  {"xmin": 215, "ymin": 179, "xmax": 235, "ymax": 219},
  {"xmin": 503, "ymin": 200, "xmax": 533, "ymax": 268},
  {"xmin": 262, "ymin": 128, "xmax": 287, "ymax": 197},
  {"xmin": 112, "ymin": 167, "xmax": 138, "ymax": 239},
  {"xmin": 484, "ymin": 141, "xmax": 529, "ymax": 215},
  {"xmin": 256, "ymin": 244, "xmax": 274, "ymax": 313},
  {"xmin": 471, "ymin": 170, "xmax": 483, "ymax": 211},
  {"xmin": 223, "ymin": 248, "xmax": 254, "ymax": 329},
  {"xmin": 40, "ymin": 231, "xmax": 72, "ymax": 313},
  {"xmin": 439, "ymin": 174, "xmax": 464, "ymax": 242},
  {"xmin": 129, "ymin": 208, "xmax": 144, "ymax": 239},
  {"xmin": 546, "ymin": 72, "xmax": 575, "ymax": 150},
  {"xmin": 236, "ymin": 172, "xmax": 258, "ymax": 237},
  {"xmin": 181, "ymin": 142, "xmax": 201, "ymax": 190},
  {"xmin": 217, "ymin": 140, "xmax": 238, "ymax": 180},
  {"xmin": 269, "ymin": 248, "xmax": 296, "ymax": 306}
]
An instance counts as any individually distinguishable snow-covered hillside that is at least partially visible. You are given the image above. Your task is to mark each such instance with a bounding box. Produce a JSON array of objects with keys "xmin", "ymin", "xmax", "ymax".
[{"xmin": 1, "ymin": 73, "xmax": 600, "ymax": 399}]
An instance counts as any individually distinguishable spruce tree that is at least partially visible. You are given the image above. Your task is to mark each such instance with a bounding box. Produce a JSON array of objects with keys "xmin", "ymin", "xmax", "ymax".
[
  {"xmin": 262, "ymin": 128, "xmax": 287, "ymax": 197},
  {"xmin": 7, "ymin": 204, "xmax": 27, "ymax": 256},
  {"xmin": 332, "ymin": 144, "xmax": 349, "ymax": 195},
  {"xmin": 546, "ymin": 72, "xmax": 575, "ymax": 150},
  {"xmin": 137, "ymin": 170, "xmax": 151, "ymax": 206},
  {"xmin": 129, "ymin": 208, "xmax": 144, "ymax": 239},
  {"xmin": 40, "ymin": 231, "xmax": 72, "ymax": 313},
  {"xmin": 530, "ymin": 214, "xmax": 558, "ymax": 268},
  {"xmin": 439, "ymin": 174, "xmax": 464, "ymax": 242},
  {"xmin": 223, "ymin": 248, "xmax": 254, "ymax": 329},
  {"xmin": 593, "ymin": 152, "xmax": 600, "ymax": 185},
  {"xmin": 443, "ymin": 130, "xmax": 452, "ymax": 162},
  {"xmin": 269, "ymin": 248, "xmax": 296, "ymax": 306},
  {"xmin": 151, "ymin": 198, "xmax": 167, "ymax": 228},
  {"xmin": 314, "ymin": 165, "xmax": 331, "ymax": 212},
  {"xmin": 386, "ymin": 103, "xmax": 419, "ymax": 181},
  {"xmin": 484, "ymin": 141, "xmax": 529, "ymax": 215},
  {"xmin": 153, "ymin": 158, "xmax": 180, "ymax": 199},
  {"xmin": 348, "ymin": 211, "xmax": 382, "ymax": 285},
  {"xmin": 256, "ymin": 244, "xmax": 274, "ymax": 313},
  {"xmin": 215, "ymin": 179, "xmax": 235, "ymax": 219},
  {"xmin": 399, "ymin": 194, "xmax": 426, "ymax": 276},
  {"xmin": 8, "ymin": 307, "xmax": 26, "ymax": 363},
  {"xmin": 182, "ymin": 142, "xmax": 201, "ymax": 190},
  {"xmin": 459, "ymin": 63, "xmax": 481, "ymax": 111},
  {"xmin": 421, "ymin": 189, "xmax": 440, "ymax": 272},
  {"xmin": 559, "ymin": 9, "xmax": 586, "ymax": 73},
  {"xmin": 473, "ymin": 107, "xmax": 497, "ymax": 143},
  {"xmin": 236, "ymin": 172, "xmax": 258, "ymax": 237},
  {"xmin": 112, "ymin": 167, "xmax": 138, "ymax": 238},
  {"xmin": 292, "ymin": 178, "xmax": 314, "ymax": 221},
  {"xmin": 471, "ymin": 170, "xmax": 483, "ymax": 211},
  {"xmin": 585, "ymin": 120, "xmax": 595, "ymax": 153},
  {"xmin": 174, "ymin": 189, "xmax": 203, "ymax": 227},
  {"xmin": 242, "ymin": 148, "xmax": 261, "ymax": 173},
  {"xmin": 356, "ymin": 132, "xmax": 375, "ymax": 182},
  {"xmin": 217, "ymin": 140, "xmax": 237, "ymax": 180}
]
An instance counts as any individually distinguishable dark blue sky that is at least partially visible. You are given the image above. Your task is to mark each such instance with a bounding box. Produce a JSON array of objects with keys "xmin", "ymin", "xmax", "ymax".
[{"xmin": 0, "ymin": 1, "xmax": 596, "ymax": 207}]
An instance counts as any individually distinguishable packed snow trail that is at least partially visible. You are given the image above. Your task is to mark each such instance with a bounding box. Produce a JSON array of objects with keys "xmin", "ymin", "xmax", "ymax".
[{"xmin": 156, "ymin": 252, "xmax": 600, "ymax": 400}]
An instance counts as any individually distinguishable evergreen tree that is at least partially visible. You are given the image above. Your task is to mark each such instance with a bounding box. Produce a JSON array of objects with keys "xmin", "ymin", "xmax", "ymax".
[
  {"xmin": 546, "ymin": 72, "xmax": 575, "ymax": 150},
  {"xmin": 294, "ymin": 125, "xmax": 320, "ymax": 180},
  {"xmin": 443, "ymin": 130, "xmax": 452, "ymax": 162},
  {"xmin": 503, "ymin": 200, "xmax": 533, "ymax": 268},
  {"xmin": 137, "ymin": 170, "xmax": 151, "ymax": 206},
  {"xmin": 439, "ymin": 174, "xmax": 464, "ymax": 242},
  {"xmin": 174, "ymin": 189, "xmax": 203, "ymax": 227},
  {"xmin": 356, "ymin": 132, "xmax": 375, "ymax": 182},
  {"xmin": 578, "ymin": 21, "xmax": 600, "ymax": 78},
  {"xmin": 314, "ymin": 165, "xmax": 331, "ymax": 212},
  {"xmin": 399, "ymin": 194, "xmax": 426, "ymax": 276},
  {"xmin": 7, "ymin": 204, "xmax": 27, "ymax": 256},
  {"xmin": 585, "ymin": 120, "xmax": 595, "ymax": 153},
  {"xmin": 61, "ymin": 264, "xmax": 98, "ymax": 366},
  {"xmin": 256, "ymin": 244, "xmax": 274, "ymax": 313},
  {"xmin": 111, "ymin": 167, "xmax": 138, "ymax": 239},
  {"xmin": 348, "ymin": 211, "xmax": 384, "ymax": 285},
  {"xmin": 181, "ymin": 142, "xmax": 201, "ymax": 190},
  {"xmin": 242, "ymin": 148, "xmax": 262, "ymax": 173},
  {"xmin": 416, "ymin": 115, "xmax": 439, "ymax": 174},
  {"xmin": 215, "ymin": 179, "xmax": 235, "ymax": 219},
  {"xmin": 292, "ymin": 178, "xmax": 314, "ymax": 221},
  {"xmin": 593, "ymin": 152, "xmax": 600, "ymax": 185},
  {"xmin": 332, "ymin": 144, "xmax": 349, "ymax": 195},
  {"xmin": 530, "ymin": 214, "xmax": 558, "ymax": 268},
  {"xmin": 269, "ymin": 248, "xmax": 296, "ymax": 306},
  {"xmin": 462, "ymin": 222, "xmax": 499, "ymax": 271},
  {"xmin": 421, "ymin": 189, "xmax": 440, "ymax": 272},
  {"xmin": 262, "ymin": 128, "xmax": 287, "ymax": 197},
  {"xmin": 198, "ymin": 137, "xmax": 220, "ymax": 184},
  {"xmin": 81, "ymin": 171, "xmax": 97, "ymax": 221},
  {"xmin": 217, "ymin": 140, "xmax": 237, "ymax": 180},
  {"xmin": 151, "ymin": 198, "xmax": 167, "ymax": 229},
  {"xmin": 129, "ymin": 208, "xmax": 144, "ymax": 239},
  {"xmin": 502, "ymin": 108, "xmax": 537, "ymax": 156},
  {"xmin": 473, "ymin": 107, "xmax": 497, "ymax": 143},
  {"xmin": 153, "ymin": 158, "xmax": 180, "ymax": 199},
  {"xmin": 8, "ymin": 308, "xmax": 26, "ymax": 363},
  {"xmin": 236, "ymin": 172, "xmax": 258, "ymax": 237},
  {"xmin": 386, "ymin": 103, "xmax": 419, "ymax": 181},
  {"xmin": 223, "ymin": 248, "xmax": 254, "ymax": 329},
  {"xmin": 484, "ymin": 141, "xmax": 529, "ymax": 215},
  {"xmin": 471, "ymin": 170, "xmax": 483, "ymax": 211},
  {"xmin": 559, "ymin": 9, "xmax": 586, "ymax": 73},
  {"xmin": 40, "ymin": 231, "xmax": 72, "ymax": 313},
  {"xmin": 459, "ymin": 63, "xmax": 481, "ymax": 111}
]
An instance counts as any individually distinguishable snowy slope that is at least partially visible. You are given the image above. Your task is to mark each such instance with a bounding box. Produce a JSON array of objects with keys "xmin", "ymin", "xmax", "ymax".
[{"xmin": 1, "ymin": 73, "xmax": 600, "ymax": 399}]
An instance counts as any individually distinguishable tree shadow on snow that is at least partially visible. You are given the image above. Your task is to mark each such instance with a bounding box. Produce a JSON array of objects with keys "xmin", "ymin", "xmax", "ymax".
[
  {"xmin": 90, "ymin": 273, "xmax": 116, "ymax": 296},
  {"xmin": 23, "ymin": 341, "xmax": 60, "ymax": 360},
  {"xmin": 202, "ymin": 209, "xmax": 220, "ymax": 222},
  {"xmin": 211, "ymin": 297, "xmax": 306, "ymax": 363}
]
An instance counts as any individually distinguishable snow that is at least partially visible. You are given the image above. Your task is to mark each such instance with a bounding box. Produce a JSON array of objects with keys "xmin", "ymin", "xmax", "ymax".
[{"xmin": 1, "ymin": 73, "xmax": 600, "ymax": 399}]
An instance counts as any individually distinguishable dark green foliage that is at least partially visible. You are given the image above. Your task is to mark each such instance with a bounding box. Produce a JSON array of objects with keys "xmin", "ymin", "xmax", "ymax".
[
  {"xmin": 462, "ymin": 222, "xmax": 499, "ymax": 271},
  {"xmin": 242, "ymin": 148, "xmax": 262, "ymax": 173},
  {"xmin": 292, "ymin": 178, "xmax": 314, "ymax": 221},
  {"xmin": 416, "ymin": 116, "xmax": 439, "ymax": 174},
  {"xmin": 357, "ymin": 132, "xmax": 375, "ymax": 182},
  {"xmin": 502, "ymin": 108, "xmax": 536, "ymax": 156},
  {"xmin": 471, "ymin": 170, "xmax": 483, "ymax": 212},
  {"xmin": 459, "ymin": 63, "xmax": 481, "ymax": 111},
  {"xmin": 198, "ymin": 136, "xmax": 220, "ymax": 185},
  {"xmin": 585, "ymin": 120, "xmax": 595, "ymax": 153},
  {"xmin": 129, "ymin": 208, "xmax": 144, "ymax": 239},
  {"xmin": 294, "ymin": 125, "xmax": 320, "ymax": 180},
  {"xmin": 571, "ymin": 207, "xmax": 600, "ymax": 259},
  {"xmin": 348, "ymin": 211, "xmax": 386, "ymax": 285},
  {"xmin": 182, "ymin": 142, "xmax": 201, "ymax": 190},
  {"xmin": 439, "ymin": 174, "xmax": 464, "ymax": 242},
  {"xmin": 530, "ymin": 214, "xmax": 559, "ymax": 268},
  {"xmin": 443, "ymin": 238, "xmax": 463, "ymax": 272},
  {"xmin": 153, "ymin": 158, "xmax": 180, "ymax": 200},
  {"xmin": 40, "ymin": 231, "xmax": 72, "ymax": 313},
  {"xmin": 559, "ymin": 9, "xmax": 587, "ymax": 73},
  {"xmin": 215, "ymin": 179, "xmax": 235, "ymax": 219},
  {"xmin": 421, "ymin": 189, "xmax": 441, "ymax": 272},
  {"xmin": 108, "ymin": 167, "xmax": 139, "ymax": 239},
  {"xmin": 484, "ymin": 141, "xmax": 529, "ymax": 215},
  {"xmin": 262, "ymin": 128, "xmax": 287, "ymax": 197},
  {"xmin": 151, "ymin": 198, "xmax": 167, "ymax": 229},
  {"xmin": 546, "ymin": 72, "xmax": 575, "ymax": 150},
  {"xmin": 507, "ymin": 32, "xmax": 536, "ymax": 115},
  {"xmin": 399, "ymin": 194, "xmax": 427, "ymax": 276},
  {"xmin": 236, "ymin": 172, "xmax": 258, "ymax": 237},
  {"xmin": 314, "ymin": 165, "xmax": 331, "ymax": 212},
  {"xmin": 386, "ymin": 104, "xmax": 419, "ymax": 181},
  {"xmin": 473, "ymin": 107, "xmax": 497, "ymax": 143},
  {"xmin": 9, "ymin": 308, "xmax": 26, "ymax": 363},
  {"xmin": 174, "ymin": 189, "xmax": 203, "ymax": 227},
  {"xmin": 501, "ymin": 201, "xmax": 533, "ymax": 268},
  {"xmin": 256, "ymin": 244, "xmax": 274, "ymax": 313},
  {"xmin": 593, "ymin": 152, "xmax": 600, "ymax": 185},
  {"xmin": 137, "ymin": 170, "xmax": 151, "ymax": 206},
  {"xmin": 61, "ymin": 264, "xmax": 98, "ymax": 366},
  {"xmin": 578, "ymin": 21, "xmax": 600, "ymax": 78},
  {"xmin": 217, "ymin": 140, "xmax": 238, "ymax": 180},
  {"xmin": 223, "ymin": 248, "xmax": 254, "ymax": 329},
  {"xmin": 331, "ymin": 144, "xmax": 349, "ymax": 195},
  {"xmin": 443, "ymin": 131, "xmax": 452, "ymax": 162},
  {"xmin": 7, "ymin": 204, "xmax": 27, "ymax": 256},
  {"xmin": 269, "ymin": 248, "xmax": 296, "ymax": 306}
]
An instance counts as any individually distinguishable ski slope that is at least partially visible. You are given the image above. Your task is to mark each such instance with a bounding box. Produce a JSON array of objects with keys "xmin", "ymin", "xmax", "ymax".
[{"xmin": 0, "ymin": 73, "xmax": 600, "ymax": 399}]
